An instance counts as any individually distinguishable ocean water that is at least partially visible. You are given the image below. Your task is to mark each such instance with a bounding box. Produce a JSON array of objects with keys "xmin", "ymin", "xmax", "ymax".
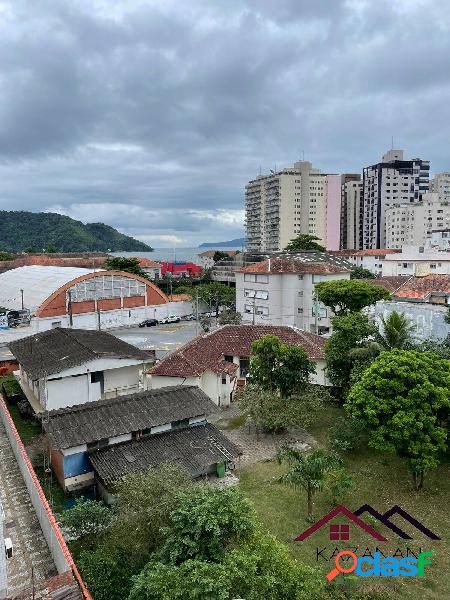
[{"xmin": 113, "ymin": 246, "xmax": 243, "ymax": 263}]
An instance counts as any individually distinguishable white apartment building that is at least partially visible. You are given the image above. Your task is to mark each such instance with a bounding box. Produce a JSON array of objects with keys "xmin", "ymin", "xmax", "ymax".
[
  {"xmin": 340, "ymin": 177, "xmax": 363, "ymax": 250},
  {"xmin": 362, "ymin": 150, "xmax": 430, "ymax": 249},
  {"xmin": 385, "ymin": 192, "xmax": 450, "ymax": 248},
  {"xmin": 430, "ymin": 172, "xmax": 450, "ymax": 200},
  {"xmin": 382, "ymin": 247, "xmax": 450, "ymax": 276},
  {"xmin": 431, "ymin": 229, "xmax": 450, "ymax": 251},
  {"xmin": 235, "ymin": 254, "xmax": 351, "ymax": 335},
  {"xmin": 245, "ymin": 161, "xmax": 341, "ymax": 252},
  {"xmin": 329, "ymin": 249, "xmax": 401, "ymax": 277}
]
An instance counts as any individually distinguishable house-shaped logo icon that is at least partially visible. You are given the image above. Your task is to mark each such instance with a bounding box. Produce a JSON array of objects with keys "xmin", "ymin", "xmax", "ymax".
[{"xmin": 295, "ymin": 505, "xmax": 387, "ymax": 542}]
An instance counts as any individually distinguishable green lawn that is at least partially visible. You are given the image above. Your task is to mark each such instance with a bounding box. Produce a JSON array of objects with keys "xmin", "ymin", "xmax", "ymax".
[
  {"xmin": 238, "ymin": 407, "xmax": 449, "ymax": 600},
  {"xmin": 0, "ymin": 375, "xmax": 42, "ymax": 445}
]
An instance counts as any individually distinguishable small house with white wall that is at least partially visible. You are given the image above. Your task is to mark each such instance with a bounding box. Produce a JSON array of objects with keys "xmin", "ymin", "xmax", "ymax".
[
  {"xmin": 43, "ymin": 385, "xmax": 240, "ymax": 495},
  {"xmin": 9, "ymin": 328, "xmax": 152, "ymax": 414},
  {"xmin": 148, "ymin": 324, "xmax": 330, "ymax": 406}
]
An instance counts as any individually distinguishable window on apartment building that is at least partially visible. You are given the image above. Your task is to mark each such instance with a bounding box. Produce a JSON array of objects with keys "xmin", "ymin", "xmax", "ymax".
[
  {"xmin": 244, "ymin": 304, "xmax": 253, "ymax": 314},
  {"xmin": 244, "ymin": 289, "xmax": 256, "ymax": 298},
  {"xmin": 221, "ymin": 375, "xmax": 227, "ymax": 385},
  {"xmin": 256, "ymin": 306, "xmax": 269, "ymax": 316},
  {"xmin": 298, "ymin": 308, "xmax": 303, "ymax": 314},
  {"xmin": 244, "ymin": 274, "xmax": 256, "ymax": 282},
  {"xmin": 256, "ymin": 274, "xmax": 269, "ymax": 283},
  {"xmin": 255, "ymin": 290, "xmax": 269, "ymax": 300},
  {"xmin": 430, "ymin": 264, "xmax": 436, "ymax": 269}
]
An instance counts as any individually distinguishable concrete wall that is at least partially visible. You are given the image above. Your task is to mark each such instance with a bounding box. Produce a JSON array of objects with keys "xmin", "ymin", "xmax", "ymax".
[
  {"xmin": 374, "ymin": 300, "xmax": 450, "ymax": 341},
  {"xmin": 0, "ymin": 397, "xmax": 91, "ymax": 593}
]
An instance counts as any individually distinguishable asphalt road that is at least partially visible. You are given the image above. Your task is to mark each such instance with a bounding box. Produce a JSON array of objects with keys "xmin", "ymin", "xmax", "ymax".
[{"xmin": 113, "ymin": 320, "xmax": 202, "ymax": 359}]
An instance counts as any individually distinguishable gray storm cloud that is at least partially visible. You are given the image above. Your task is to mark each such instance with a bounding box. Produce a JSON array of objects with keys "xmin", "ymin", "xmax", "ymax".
[{"xmin": 0, "ymin": 0, "xmax": 449, "ymax": 245}]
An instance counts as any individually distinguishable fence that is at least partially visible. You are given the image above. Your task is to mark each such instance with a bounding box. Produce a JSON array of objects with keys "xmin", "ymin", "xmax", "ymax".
[{"xmin": 0, "ymin": 395, "xmax": 92, "ymax": 599}]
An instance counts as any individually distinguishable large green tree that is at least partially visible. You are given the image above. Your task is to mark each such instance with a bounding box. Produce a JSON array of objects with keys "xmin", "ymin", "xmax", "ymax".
[
  {"xmin": 284, "ymin": 234, "xmax": 325, "ymax": 252},
  {"xmin": 197, "ymin": 282, "xmax": 235, "ymax": 316},
  {"xmin": 104, "ymin": 256, "xmax": 150, "ymax": 279},
  {"xmin": 159, "ymin": 486, "xmax": 255, "ymax": 564},
  {"xmin": 315, "ymin": 279, "xmax": 390, "ymax": 315},
  {"xmin": 277, "ymin": 448, "xmax": 343, "ymax": 520},
  {"xmin": 249, "ymin": 335, "xmax": 315, "ymax": 397},
  {"xmin": 345, "ymin": 350, "xmax": 450, "ymax": 489},
  {"xmin": 324, "ymin": 313, "xmax": 378, "ymax": 390},
  {"xmin": 239, "ymin": 384, "xmax": 325, "ymax": 433}
]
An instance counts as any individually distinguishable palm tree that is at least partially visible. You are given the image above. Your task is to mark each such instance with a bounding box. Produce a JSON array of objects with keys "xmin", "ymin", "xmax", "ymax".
[
  {"xmin": 379, "ymin": 311, "xmax": 415, "ymax": 350},
  {"xmin": 277, "ymin": 448, "xmax": 341, "ymax": 521}
]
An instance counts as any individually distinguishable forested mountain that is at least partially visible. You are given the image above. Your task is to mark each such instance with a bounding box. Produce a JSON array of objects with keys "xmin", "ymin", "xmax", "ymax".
[{"xmin": 0, "ymin": 211, "xmax": 152, "ymax": 252}]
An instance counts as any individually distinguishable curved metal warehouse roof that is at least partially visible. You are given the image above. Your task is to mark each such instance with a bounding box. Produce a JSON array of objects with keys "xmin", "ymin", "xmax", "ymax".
[{"xmin": 0, "ymin": 265, "xmax": 94, "ymax": 312}]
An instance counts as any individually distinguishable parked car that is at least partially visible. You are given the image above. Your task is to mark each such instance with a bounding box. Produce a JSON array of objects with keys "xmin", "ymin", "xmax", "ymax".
[
  {"xmin": 160, "ymin": 315, "xmax": 181, "ymax": 324},
  {"xmin": 139, "ymin": 318, "xmax": 159, "ymax": 327},
  {"xmin": 182, "ymin": 314, "xmax": 196, "ymax": 321}
]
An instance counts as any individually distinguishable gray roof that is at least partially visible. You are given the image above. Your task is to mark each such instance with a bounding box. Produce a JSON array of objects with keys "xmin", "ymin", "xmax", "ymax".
[
  {"xmin": 44, "ymin": 385, "xmax": 217, "ymax": 450},
  {"xmin": 9, "ymin": 327, "xmax": 150, "ymax": 379},
  {"xmin": 89, "ymin": 422, "xmax": 242, "ymax": 487}
]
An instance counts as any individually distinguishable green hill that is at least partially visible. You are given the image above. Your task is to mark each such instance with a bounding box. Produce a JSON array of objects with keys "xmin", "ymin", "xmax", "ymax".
[{"xmin": 0, "ymin": 211, "xmax": 152, "ymax": 252}]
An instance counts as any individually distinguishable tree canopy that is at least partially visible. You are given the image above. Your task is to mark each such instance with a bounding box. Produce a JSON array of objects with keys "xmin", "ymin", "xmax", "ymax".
[
  {"xmin": 249, "ymin": 335, "xmax": 315, "ymax": 397},
  {"xmin": 324, "ymin": 312, "xmax": 378, "ymax": 389},
  {"xmin": 350, "ymin": 266, "xmax": 377, "ymax": 279},
  {"xmin": 197, "ymin": 282, "xmax": 235, "ymax": 316},
  {"xmin": 104, "ymin": 256, "xmax": 150, "ymax": 279},
  {"xmin": 284, "ymin": 234, "xmax": 325, "ymax": 252},
  {"xmin": 213, "ymin": 250, "xmax": 230, "ymax": 263},
  {"xmin": 315, "ymin": 279, "xmax": 390, "ymax": 315},
  {"xmin": 345, "ymin": 350, "xmax": 450, "ymax": 489}
]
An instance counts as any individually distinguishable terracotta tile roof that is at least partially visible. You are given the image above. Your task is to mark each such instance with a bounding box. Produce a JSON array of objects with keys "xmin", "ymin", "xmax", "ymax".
[
  {"xmin": 329, "ymin": 249, "xmax": 401, "ymax": 257},
  {"xmin": 237, "ymin": 258, "xmax": 350, "ymax": 275},
  {"xmin": 133, "ymin": 257, "xmax": 161, "ymax": 268},
  {"xmin": 393, "ymin": 274, "xmax": 450, "ymax": 300},
  {"xmin": 149, "ymin": 324, "xmax": 326, "ymax": 378},
  {"xmin": 362, "ymin": 276, "xmax": 409, "ymax": 293}
]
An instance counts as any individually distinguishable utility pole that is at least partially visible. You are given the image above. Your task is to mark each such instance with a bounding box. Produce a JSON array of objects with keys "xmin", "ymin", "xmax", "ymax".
[
  {"xmin": 195, "ymin": 288, "xmax": 199, "ymax": 336},
  {"xmin": 20, "ymin": 289, "xmax": 24, "ymax": 310},
  {"xmin": 97, "ymin": 304, "xmax": 101, "ymax": 330},
  {"xmin": 313, "ymin": 290, "xmax": 319, "ymax": 335},
  {"xmin": 252, "ymin": 297, "xmax": 256, "ymax": 326},
  {"xmin": 67, "ymin": 290, "xmax": 73, "ymax": 327}
]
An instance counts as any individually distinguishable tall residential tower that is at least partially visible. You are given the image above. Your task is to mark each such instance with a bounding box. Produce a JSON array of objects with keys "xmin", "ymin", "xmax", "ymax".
[
  {"xmin": 362, "ymin": 149, "xmax": 430, "ymax": 249},
  {"xmin": 245, "ymin": 160, "xmax": 341, "ymax": 252}
]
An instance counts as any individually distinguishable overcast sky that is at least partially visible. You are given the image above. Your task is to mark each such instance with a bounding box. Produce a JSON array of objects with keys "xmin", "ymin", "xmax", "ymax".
[{"xmin": 0, "ymin": 0, "xmax": 449, "ymax": 247}]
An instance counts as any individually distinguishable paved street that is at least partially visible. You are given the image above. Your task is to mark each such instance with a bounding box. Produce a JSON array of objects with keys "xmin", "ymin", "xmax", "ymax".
[
  {"xmin": 113, "ymin": 320, "xmax": 202, "ymax": 359},
  {"xmin": 0, "ymin": 421, "xmax": 56, "ymax": 597}
]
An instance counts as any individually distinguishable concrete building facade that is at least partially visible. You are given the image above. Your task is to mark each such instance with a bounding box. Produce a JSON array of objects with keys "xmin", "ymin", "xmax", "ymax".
[
  {"xmin": 340, "ymin": 177, "xmax": 363, "ymax": 249},
  {"xmin": 362, "ymin": 150, "xmax": 430, "ymax": 249},
  {"xmin": 385, "ymin": 192, "xmax": 450, "ymax": 248},
  {"xmin": 381, "ymin": 247, "xmax": 450, "ymax": 276},
  {"xmin": 430, "ymin": 172, "xmax": 450, "ymax": 201},
  {"xmin": 235, "ymin": 254, "xmax": 351, "ymax": 334},
  {"xmin": 245, "ymin": 160, "xmax": 342, "ymax": 253}
]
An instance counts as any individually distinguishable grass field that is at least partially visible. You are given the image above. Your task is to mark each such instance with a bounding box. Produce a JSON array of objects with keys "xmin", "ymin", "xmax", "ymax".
[{"xmin": 238, "ymin": 406, "xmax": 449, "ymax": 599}]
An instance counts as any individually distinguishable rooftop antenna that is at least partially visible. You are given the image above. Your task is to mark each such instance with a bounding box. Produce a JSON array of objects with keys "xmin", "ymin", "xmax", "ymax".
[
  {"xmin": 302, "ymin": 150, "xmax": 305, "ymax": 161},
  {"xmin": 259, "ymin": 165, "xmax": 262, "ymax": 176},
  {"xmin": 391, "ymin": 136, "xmax": 394, "ymax": 150}
]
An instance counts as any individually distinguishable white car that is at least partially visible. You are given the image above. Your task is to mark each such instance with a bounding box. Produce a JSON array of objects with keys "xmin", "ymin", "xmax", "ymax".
[{"xmin": 160, "ymin": 315, "xmax": 181, "ymax": 324}]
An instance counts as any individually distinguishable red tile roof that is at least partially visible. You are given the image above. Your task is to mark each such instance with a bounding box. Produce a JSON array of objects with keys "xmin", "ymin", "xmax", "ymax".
[
  {"xmin": 237, "ymin": 258, "xmax": 350, "ymax": 275},
  {"xmin": 134, "ymin": 257, "xmax": 161, "ymax": 268},
  {"xmin": 364, "ymin": 275, "xmax": 450, "ymax": 300},
  {"xmin": 149, "ymin": 325, "xmax": 326, "ymax": 378},
  {"xmin": 393, "ymin": 274, "xmax": 450, "ymax": 300},
  {"xmin": 362, "ymin": 276, "xmax": 409, "ymax": 293},
  {"xmin": 168, "ymin": 293, "xmax": 192, "ymax": 302}
]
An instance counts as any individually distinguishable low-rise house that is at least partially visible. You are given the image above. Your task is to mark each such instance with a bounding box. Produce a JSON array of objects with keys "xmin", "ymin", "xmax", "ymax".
[
  {"xmin": 134, "ymin": 257, "xmax": 162, "ymax": 279},
  {"xmin": 235, "ymin": 253, "xmax": 352, "ymax": 334},
  {"xmin": 371, "ymin": 274, "xmax": 450, "ymax": 341},
  {"xmin": 148, "ymin": 324, "xmax": 329, "ymax": 406},
  {"xmin": 9, "ymin": 328, "xmax": 152, "ymax": 414},
  {"xmin": 198, "ymin": 250, "xmax": 239, "ymax": 269},
  {"xmin": 44, "ymin": 385, "xmax": 240, "ymax": 497}
]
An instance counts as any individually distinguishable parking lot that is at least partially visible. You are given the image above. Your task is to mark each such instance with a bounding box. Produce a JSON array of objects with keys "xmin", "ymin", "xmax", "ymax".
[{"xmin": 113, "ymin": 320, "xmax": 204, "ymax": 359}]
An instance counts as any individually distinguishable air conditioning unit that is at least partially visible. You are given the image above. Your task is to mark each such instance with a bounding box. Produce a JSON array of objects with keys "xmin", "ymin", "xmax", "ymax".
[{"xmin": 4, "ymin": 538, "xmax": 12, "ymax": 559}]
